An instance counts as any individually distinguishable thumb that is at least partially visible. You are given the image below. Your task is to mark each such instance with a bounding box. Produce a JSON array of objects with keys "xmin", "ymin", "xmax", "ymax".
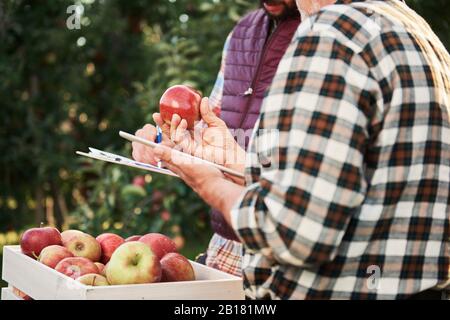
[{"xmin": 200, "ymin": 97, "xmax": 225, "ymax": 127}]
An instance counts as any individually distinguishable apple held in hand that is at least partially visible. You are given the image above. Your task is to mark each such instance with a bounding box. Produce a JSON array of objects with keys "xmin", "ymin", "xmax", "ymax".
[
  {"xmin": 159, "ymin": 85, "xmax": 202, "ymax": 129},
  {"xmin": 64, "ymin": 232, "xmax": 102, "ymax": 262},
  {"xmin": 139, "ymin": 233, "xmax": 177, "ymax": 260},
  {"xmin": 160, "ymin": 253, "xmax": 195, "ymax": 282},
  {"xmin": 96, "ymin": 233, "xmax": 125, "ymax": 264},
  {"xmin": 106, "ymin": 241, "xmax": 161, "ymax": 285},
  {"xmin": 38, "ymin": 245, "xmax": 74, "ymax": 269},
  {"xmin": 55, "ymin": 257, "xmax": 99, "ymax": 279},
  {"xmin": 20, "ymin": 227, "xmax": 62, "ymax": 258},
  {"xmin": 76, "ymin": 273, "xmax": 109, "ymax": 286}
]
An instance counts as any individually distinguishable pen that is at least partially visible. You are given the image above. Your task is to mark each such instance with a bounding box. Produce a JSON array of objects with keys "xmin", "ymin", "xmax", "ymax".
[{"xmin": 156, "ymin": 125, "xmax": 163, "ymax": 168}]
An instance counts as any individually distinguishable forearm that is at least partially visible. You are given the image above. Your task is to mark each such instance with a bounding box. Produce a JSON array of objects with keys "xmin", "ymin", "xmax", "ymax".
[{"xmin": 198, "ymin": 177, "xmax": 245, "ymax": 226}]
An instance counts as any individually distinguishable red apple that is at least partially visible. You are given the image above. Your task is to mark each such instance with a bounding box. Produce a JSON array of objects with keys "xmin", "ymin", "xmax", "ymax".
[
  {"xmin": 106, "ymin": 241, "xmax": 161, "ymax": 285},
  {"xmin": 159, "ymin": 85, "xmax": 202, "ymax": 129},
  {"xmin": 125, "ymin": 235, "xmax": 142, "ymax": 242},
  {"xmin": 160, "ymin": 253, "xmax": 195, "ymax": 282},
  {"xmin": 63, "ymin": 232, "xmax": 102, "ymax": 262},
  {"xmin": 61, "ymin": 229, "xmax": 84, "ymax": 246},
  {"xmin": 139, "ymin": 233, "xmax": 177, "ymax": 260},
  {"xmin": 76, "ymin": 273, "xmax": 109, "ymax": 286},
  {"xmin": 38, "ymin": 245, "xmax": 74, "ymax": 269},
  {"xmin": 96, "ymin": 233, "xmax": 125, "ymax": 264},
  {"xmin": 12, "ymin": 287, "xmax": 33, "ymax": 300},
  {"xmin": 20, "ymin": 227, "xmax": 62, "ymax": 258},
  {"xmin": 94, "ymin": 262, "xmax": 106, "ymax": 275},
  {"xmin": 55, "ymin": 257, "xmax": 99, "ymax": 279}
]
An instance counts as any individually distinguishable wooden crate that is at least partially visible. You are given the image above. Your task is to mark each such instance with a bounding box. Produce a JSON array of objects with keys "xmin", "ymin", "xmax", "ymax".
[{"xmin": 1, "ymin": 245, "xmax": 245, "ymax": 300}]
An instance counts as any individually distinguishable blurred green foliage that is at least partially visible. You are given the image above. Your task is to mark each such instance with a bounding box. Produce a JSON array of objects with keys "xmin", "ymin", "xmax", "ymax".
[
  {"xmin": 0, "ymin": 0, "xmax": 254, "ymax": 244},
  {"xmin": 0, "ymin": 0, "xmax": 448, "ymax": 281}
]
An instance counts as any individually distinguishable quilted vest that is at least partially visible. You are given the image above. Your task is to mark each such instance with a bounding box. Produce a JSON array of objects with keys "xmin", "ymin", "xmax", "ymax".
[{"xmin": 211, "ymin": 9, "xmax": 300, "ymax": 242}]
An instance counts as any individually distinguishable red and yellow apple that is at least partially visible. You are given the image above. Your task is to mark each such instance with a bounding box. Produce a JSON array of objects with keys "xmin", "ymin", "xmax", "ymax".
[
  {"xmin": 96, "ymin": 233, "xmax": 125, "ymax": 264},
  {"xmin": 38, "ymin": 245, "xmax": 74, "ymax": 269},
  {"xmin": 55, "ymin": 257, "xmax": 99, "ymax": 279},
  {"xmin": 139, "ymin": 233, "xmax": 177, "ymax": 260},
  {"xmin": 125, "ymin": 235, "xmax": 142, "ymax": 242},
  {"xmin": 20, "ymin": 227, "xmax": 62, "ymax": 258},
  {"xmin": 106, "ymin": 241, "xmax": 161, "ymax": 285},
  {"xmin": 160, "ymin": 253, "xmax": 195, "ymax": 282},
  {"xmin": 61, "ymin": 229, "xmax": 84, "ymax": 246},
  {"xmin": 76, "ymin": 273, "xmax": 109, "ymax": 286},
  {"xmin": 63, "ymin": 232, "xmax": 102, "ymax": 262},
  {"xmin": 159, "ymin": 85, "xmax": 202, "ymax": 129}
]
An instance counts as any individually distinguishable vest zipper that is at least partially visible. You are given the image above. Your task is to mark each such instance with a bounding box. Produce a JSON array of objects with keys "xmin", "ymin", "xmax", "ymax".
[{"xmin": 238, "ymin": 20, "xmax": 284, "ymax": 129}]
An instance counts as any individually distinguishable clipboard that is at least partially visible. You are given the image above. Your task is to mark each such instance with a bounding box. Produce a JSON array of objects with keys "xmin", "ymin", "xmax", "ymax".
[
  {"xmin": 119, "ymin": 131, "xmax": 245, "ymax": 179},
  {"xmin": 75, "ymin": 148, "xmax": 179, "ymax": 177}
]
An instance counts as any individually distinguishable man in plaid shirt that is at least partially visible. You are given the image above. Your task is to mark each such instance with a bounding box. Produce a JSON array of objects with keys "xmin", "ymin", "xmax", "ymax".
[{"xmin": 151, "ymin": 0, "xmax": 450, "ymax": 299}]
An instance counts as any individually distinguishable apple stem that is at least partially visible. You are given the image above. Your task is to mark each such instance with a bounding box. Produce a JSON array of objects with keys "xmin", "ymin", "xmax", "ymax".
[{"xmin": 32, "ymin": 252, "xmax": 39, "ymax": 260}]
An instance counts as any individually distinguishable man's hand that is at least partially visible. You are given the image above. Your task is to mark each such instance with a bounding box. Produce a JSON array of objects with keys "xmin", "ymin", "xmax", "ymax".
[
  {"xmin": 152, "ymin": 144, "xmax": 245, "ymax": 222},
  {"xmin": 131, "ymin": 122, "xmax": 174, "ymax": 166},
  {"xmin": 161, "ymin": 97, "xmax": 246, "ymax": 175}
]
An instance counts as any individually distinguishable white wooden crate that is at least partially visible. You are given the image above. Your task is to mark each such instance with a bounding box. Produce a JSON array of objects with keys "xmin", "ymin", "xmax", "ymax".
[{"xmin": 1, "ymin": 245, "xmax": 245, "ymax": 300}]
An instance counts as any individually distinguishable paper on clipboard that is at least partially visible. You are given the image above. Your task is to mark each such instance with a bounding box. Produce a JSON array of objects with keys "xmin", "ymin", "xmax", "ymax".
[{"xmin": 75, "ymin": 149, "xmax": 179, "ymax": 178}]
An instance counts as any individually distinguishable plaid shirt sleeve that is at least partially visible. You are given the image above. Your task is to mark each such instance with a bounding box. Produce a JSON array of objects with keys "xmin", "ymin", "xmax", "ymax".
[{"xmin": 230, "ymin": 17, "xmax": 376, "ymax": 268}]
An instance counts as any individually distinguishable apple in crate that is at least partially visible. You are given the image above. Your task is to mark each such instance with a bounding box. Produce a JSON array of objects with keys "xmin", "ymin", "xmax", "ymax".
[
  {"xmin": 139, "ymin": 233, "xmax": 177, "ymax": 260},
  {"xmin": 96, "ymin": 233, "xmax": 125, "ymax": 264},
  {"xmin": 12, "ymin": 287, "xmax": 33, "ymax": 300},
  {"xmin": 95, "ymin": 262, "xmax": 106, "ymax": 275},
  {"xmin": 38, "ymin": 245, "xmax": 74, "ymax": 269},
  {"xmin": 106, "ymin": 241, "xmax": 161, "ymax": 285},
  {"xmin": 55, "ymin": 257, "xmax": 100, "ymax": 279},
  {"xmin": 20, "ymin": 227, "xmax": 62, "ymax": 258},
  {"xmin": 76, "ymin": 273, "xmax": 110, "ymax": 286},
  {"xmin": 159, "ymin": 85, "xmax": 202, "ymax": 129},
  {"xmin": 125, "ymin": 235, "xmax": 142, "ymax": 242},
  {"xmin": 61, "ymin": 229, "xmax": 84, "ymax": 246},
  {"xmin": 64, "ymin": 232, "xmax": 102, "ymax": 262},
  {"xmin": 161, "ymin": 253, "xmax": 195, "ymax": 282}
]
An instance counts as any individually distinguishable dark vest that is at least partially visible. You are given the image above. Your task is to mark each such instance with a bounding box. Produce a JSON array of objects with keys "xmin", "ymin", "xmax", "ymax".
[{"xmin": 211, "ymin": 9, "xmax": 300, "ymax": 241}]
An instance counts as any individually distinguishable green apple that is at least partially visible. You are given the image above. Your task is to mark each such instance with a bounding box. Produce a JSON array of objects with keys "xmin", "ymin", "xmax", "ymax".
[{"xmin": 106, "ymin": 241, "xmax": 161, "ymax": 285}]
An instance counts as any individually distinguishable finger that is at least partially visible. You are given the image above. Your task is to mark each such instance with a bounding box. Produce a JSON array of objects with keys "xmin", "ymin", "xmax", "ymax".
[
  {"xmin": 174, "ymin": 119, "xmax": 189, "ymax": 147},
  {"xmin": 169, "ymin": 114, "xmax": 182, "ymax": 141},
  {"xmin": 141, "ymin": 124, "xmax": 157, "ymax": 141},
  {"xmin": 153, "ymin": 145, "xmax": 173, "ymax": 163},
  {"xmin": 132, "ymin": 144, "xmax": 142, "ymax": 162},
  {"xmin": 153, "ymin": 113, "xmax": 170, "ymax": 138},
  {"xmin": 200, "ymin": 97, "xmax": 225, "ymax": 127}
]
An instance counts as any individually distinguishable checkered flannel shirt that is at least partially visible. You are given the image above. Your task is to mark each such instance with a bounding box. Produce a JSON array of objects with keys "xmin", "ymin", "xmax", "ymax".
[{"xmin": 230, "ymin": 0, "xmax": 450, "ymax": 299}]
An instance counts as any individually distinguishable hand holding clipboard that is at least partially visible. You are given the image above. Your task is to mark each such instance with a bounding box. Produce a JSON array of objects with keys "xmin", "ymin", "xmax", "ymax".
[{"xmin": 119, "ymin": 131, "xmax": 245, "ymax": 179}]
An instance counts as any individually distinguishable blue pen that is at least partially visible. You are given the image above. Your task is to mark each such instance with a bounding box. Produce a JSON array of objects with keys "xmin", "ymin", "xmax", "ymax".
[{"xmin": 156, "ymin": 126, "xmax": 163, "ymax": 168}]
